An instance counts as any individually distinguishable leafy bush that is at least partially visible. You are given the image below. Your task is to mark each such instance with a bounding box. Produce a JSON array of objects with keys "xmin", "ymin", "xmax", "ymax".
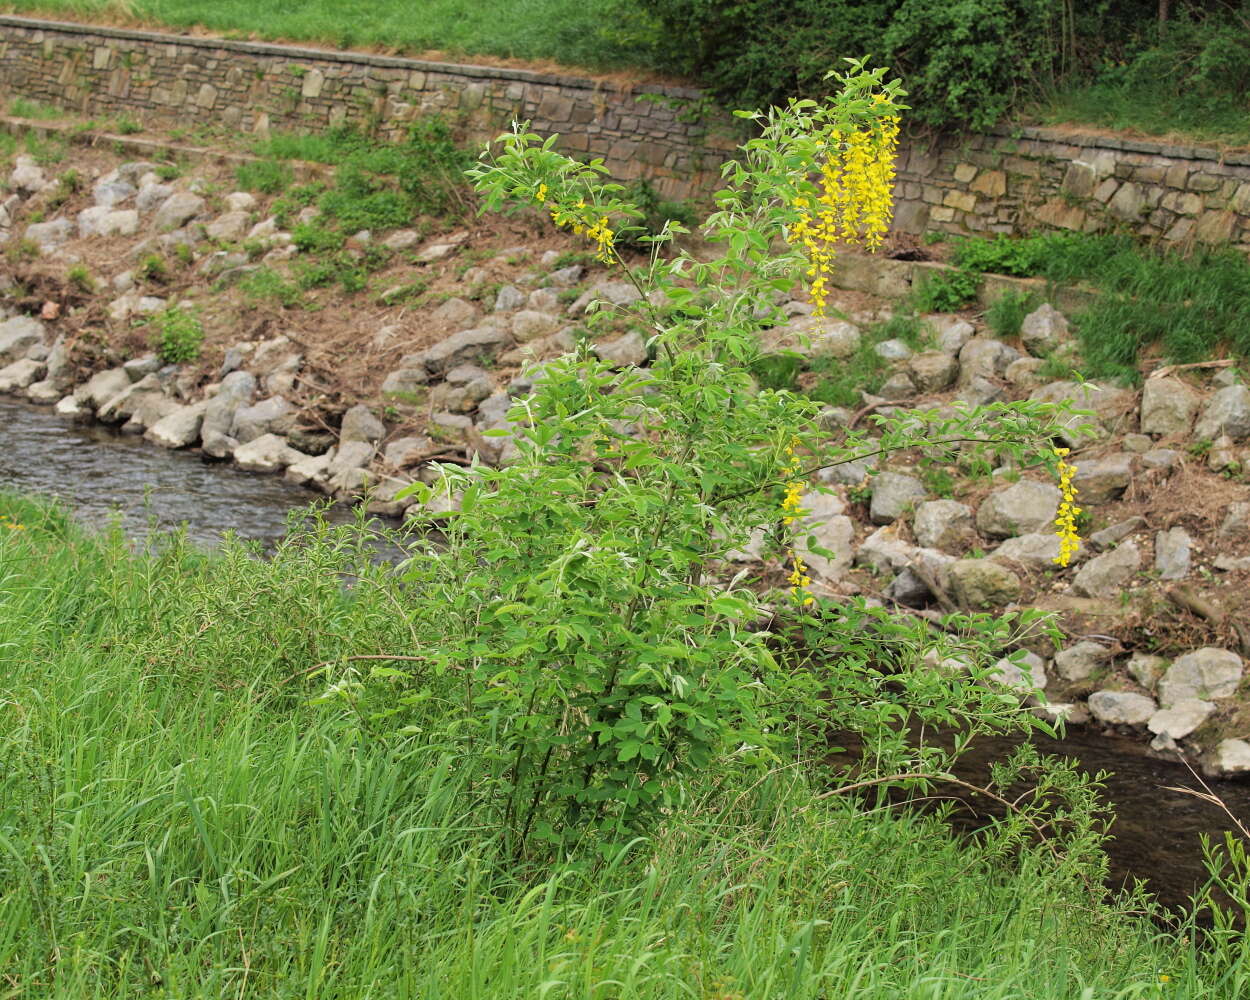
[
  {"xmin": 986, "ymin": 288, "xmax": 1039, "ymax": 339},
  {"xmin": 911, "ymin": 267, "xmax": 980, "ymax": 311},
  {"xmin": 637, "ymin": 0, "xmax": 1055, "ymax": 131},
  {"xmin": 234, "ymin": 158, "xmax": 294, "ymax": 194},
  {"xmin": 312, "ymin": 64, "xmax": 1095, "ymax": 861},
  {"xmin": 149, "ymin": 305, "xmax": 204, "ymax": 363}
]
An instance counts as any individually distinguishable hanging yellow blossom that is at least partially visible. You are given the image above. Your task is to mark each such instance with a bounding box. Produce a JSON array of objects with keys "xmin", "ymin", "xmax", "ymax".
[
  {"xmin": 787, "ymin": 106, "xmax": 900, "ymax": 315},
  {"xmin": 780, "ymin": 439, "xmax": 814, "ymax": 606},
  {"xmin": 549, "ymin": 199, "xmax": 615, "ymax": 263},
  {"xmin": 1052, "ymin": 448, "xmax": 1081, "ymax": 567},
  {"xmin": 535, "ymin": 183, "xmax": 548, "ymax": 203}
]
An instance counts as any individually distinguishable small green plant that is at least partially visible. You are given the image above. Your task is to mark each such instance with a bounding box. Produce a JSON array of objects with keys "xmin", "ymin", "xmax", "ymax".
[
  {"xmin": 986, "ymin": 289, "xmax": 1039, "ymax": 340},
  {"xmin": 235, "ymin": 158, "xmax": 294, "ymax": 195},
  {"xmin": 173, "ymin": 242, "xmax": 194, "ymax": 266},
  {"xmin": 138, "ymin": 254, "xmax": 168, "ymax": 283},
  {"xmin": 911, "ymin": 268, "xmax": 980, "ymax": 312},
  {"xmin": 148, "ymin": 306, "xmax": 205, "ymax": 364},
  {"xmin": 291, "ymin": 221, "xmax": 346, "ymax": 254},
  {"xmin": 239, "ymin": 267, "xmax": 304, "ymax": 308},
  {"xmin": 8, "ymin": 97, "xmax": 62, "ymax": 120},
  {"xmin": 66, "ymin": 264, "xmax": 95, "ymax": 293},
  {"xmin": 155, "ymin": 163, "xmax": 181, "ymax": 181},
  {"xmin": 113, "ymin": 115, "xmax": 143, "ymax": 135}
]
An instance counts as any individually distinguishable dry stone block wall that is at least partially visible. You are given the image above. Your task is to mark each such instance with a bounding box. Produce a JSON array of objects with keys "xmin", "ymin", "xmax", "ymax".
[
  {"xmin": 892, "ymin": 126, "xmax": 1250, "ymax": 250},
  {"xmin": 0, "ymin": 15, "xmax": 739, "ymax": 200}
]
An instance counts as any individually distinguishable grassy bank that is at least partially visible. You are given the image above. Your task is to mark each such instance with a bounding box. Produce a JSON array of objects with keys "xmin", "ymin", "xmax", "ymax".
[
  {"xmin": 0, "ymin": 491, "xmax": 1246, "ymax": 996},
  {"xmin": 0, "ymin": 0, "xmax": 654, "ymax": 73}
]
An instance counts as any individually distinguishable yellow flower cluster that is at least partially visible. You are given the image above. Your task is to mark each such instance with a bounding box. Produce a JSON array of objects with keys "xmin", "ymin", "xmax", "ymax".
[
  {"xmin": 550, "ymin": 199, "xmax": 615, "ymax": 263},
  {"xmin": 535, "ymin": 182, "xmax": 548, "ymax": 203},
  {"xmin": 0, "ymin": 513, "xmax": 25, "ymax": 532},
  {"xmin": 788, "ymin": 109, "xmax": 900, "ymax": 315},
  {"xmin": 781, "ymin": 441, "xmax": 814, "ymax": 606},
  {"xmin": 1052, "ymin": 448, "xmax": 1081, "ymax": 567}
]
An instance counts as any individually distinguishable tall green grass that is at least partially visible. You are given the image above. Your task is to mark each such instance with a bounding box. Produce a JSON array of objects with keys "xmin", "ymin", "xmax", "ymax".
[
  {"xmin": 0, "ymin": 492, "xmax": 1245, "ymax": 997},
  {"xmin": 1, "ymin": 0, "xmax": 657, "ymax": 72},
  {"xmin": 953, "ymin": 232, "xmax": 1250, "ymax": 381}
]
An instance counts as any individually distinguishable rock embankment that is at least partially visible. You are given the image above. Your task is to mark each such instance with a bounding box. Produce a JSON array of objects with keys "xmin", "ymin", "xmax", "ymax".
[{"xmin": 2, "ymin": 147, "xmax": 1249, "ymax": 777}]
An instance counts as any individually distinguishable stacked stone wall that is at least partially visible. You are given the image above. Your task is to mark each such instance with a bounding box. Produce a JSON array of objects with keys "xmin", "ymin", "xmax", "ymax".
[
  {"xmin": 5, "ymin": 16, "xmax": 1250, "ymax": 247},
  {"xmin": 0, "ymin": 15, "xmax": 740, "ymax": 200},
  {"xmin": 892, "ymin": 126, "xmax": 1250, "ymax": 250}
]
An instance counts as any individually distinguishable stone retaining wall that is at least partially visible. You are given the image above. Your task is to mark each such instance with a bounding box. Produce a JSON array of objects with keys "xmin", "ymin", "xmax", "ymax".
[
  {"xmin": 892, "ymin": 126, "xmax": 1250, "ymax": 251},
  {"xmin": 5, "ymin": 15, "xmax": 1250, "ymax": 247},
  {"xmin": 0, "ymin": 15, "xmax": 739, "ymax": 200}
]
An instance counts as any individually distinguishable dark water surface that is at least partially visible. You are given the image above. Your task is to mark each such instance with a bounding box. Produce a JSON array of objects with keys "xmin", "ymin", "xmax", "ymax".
[
  {"xmin": 0, "ymin": 396, "xmax": 365, "ymax": 546},
  {"xmin": 2, "ymin": 396, "xmax": 1249, "ymax": 908}
]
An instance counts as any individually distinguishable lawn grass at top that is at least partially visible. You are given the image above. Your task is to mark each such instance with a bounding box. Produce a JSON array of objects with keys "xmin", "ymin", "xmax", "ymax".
[
  {"xmin": 0, "ymin": 490, "xmax": 1246, "ymax": 997},
  {"xmin": 0, "ymin": 0, "xmax": 657, "ymax": 74}
]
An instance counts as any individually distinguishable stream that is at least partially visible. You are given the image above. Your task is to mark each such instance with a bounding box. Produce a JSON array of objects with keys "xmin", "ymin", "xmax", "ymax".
[{"xmin": 2, "ymin": 396, "xmax": 1248, "ymax": 911}]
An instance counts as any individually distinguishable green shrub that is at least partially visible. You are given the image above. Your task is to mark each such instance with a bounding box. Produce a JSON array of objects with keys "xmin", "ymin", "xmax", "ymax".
[
  {"xmin": 234, "ymin": 158, "xmax": 294, "ymax": 195},
  {"xmin": 239, "ymin": 267, "xmax": 304, "ymax": 308},
  {"xmin": 985, "ymin": 289, "xmax": 1039, "ymax": 340},
  {"xmin": 911, "ymin": 267, "xmax": 980, "ymax": 312},
  {"xmin": 149, "ymin": 305, "xmax": 205, "ymax": 363}
]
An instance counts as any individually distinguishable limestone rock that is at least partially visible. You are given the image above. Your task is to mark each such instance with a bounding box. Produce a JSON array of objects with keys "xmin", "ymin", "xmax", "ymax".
[
  {"xmin": 869, "ymin": 471, "xmax": 927, "ymax": 524},
  {"xmin": 1020, "ymin": 303, "xmax": 1071, "ymax": 356},
  {"xmin": 0, "ymin": 316, "xmax": 45, "ymax": 362},
  {"xmin": 340, "ymin": 403, "xmax": 385, "ymax": 444},
  {"xmin": 416, "ymin": 326, "xmax": 511, "ymax": 374},
  {"xmin": 1088, "ymin": 690, "xmax": 1156, "ymax": 726},
  {"xmin": 152, "ymin": 192, "xmax": 205, "ymax": 231},
  {"xmin": 233, "ymin": 433, "xmax": 307, "ymax": 473},
  {"xmin": 992, "ymin": 532, "xmax": 1064, "ymax": 570},
  {"xmin": 200, "ymin": 370, "xmax": 257, "ymax": 458},
  {"xmin": 989, "ymin": 650, "xmax": 1048, "ymax": 693},
  {"xmin": 1071, "ymin": 541, "xmax": 1140, "ymax": 597},
  {"xmin": 907, "ymin": 351, "xmax": 959, "ymax": 392},
  {"xmin": 1071, "ymin": 453, "xmax": 1133, "ymax": 503},
  {"xmin": 135, "ymin": 182, "xmax": 175, "ymax": 213},
  {"xmin": 1195, "ymin": 384, "xmax": 1250, "ymax": 441},
  {"xmin": 25, "ymin": 218, "xmax": 73, "ymax": 251},
  {"xmin": 230, "ymin": 395, "xmax": 293, "ymax": 444},
  {"xmin": 1219, "ymin": 502, "xmax": 1250, "ymax": 539},
  {"xmin": 432, "ymin": 297, "xmax": 479, "ymax": 329},
  {"xmin": 855, "ymin": 524, "xmax": 914, "ymax": 574},
  {"xmin": 912, "ymin": 499, "xmax": 976, "ymax": 551},
  {"xmin": 205, "ymin": 211, "xmax": 250, "ymax": 241},
  {"xmin": 74, "ymin": 367, "xmax": 131, "ymax": 411},
  {"xmin": 947, "ymin": 558, "xmax": 1021, "ymax": 609},
  {"xmin": 878, "ymin": 372, "xmax": 916, "ymax": 400},
  {"xmin": 383, "ymin": 435, "xmax": 435, "ymax": 469},
  {"xmin": 1140, "ymin": 377, "xmax": 1200, "ymax": 436},
  {"xmin": 796, "ymin": 491, "xmax": 854, "ymax": 583},
  {"xmin": 1147, "ymin": 699, "xmax": 1215, "ymax": 740},
  {"xmin": 874, "ymin": 338, "xmax": 913, "ymax": 362},
  {"xmin": 144, "ymin": 401, "xmax": 207, "ymax": 449},
  {"xmin": 511, "ymin": 309, "xmax": 562, "ymax": 343},
  {"xmin": 1030, "ymin": 380, "xmax": 1136, "ymax": 447},
  {"xmin": 0, "ymin": 358, "xmax": 44, "ymax": 392},
  {"xmin": 569, "ymin": 280, "xmax": 641, "ymax": 316},
  {"xmin": 1089, "ymin": 517, "xmax": 1145, "ymax": 550},
  {"xmin": 927, "ymin": 316, "xmax": 974, "ymax": 355},
  {"xmin": 1202, "ymin": 739, "xmax": 1250, "ymax": 778},
  {"xmin": 1154, "ymin": 527, "xmax": 1192, "ymax": 580},
  {"xmin": 976, "ymin": 480, "xmax": 1060, "ymax": 538},
  {"xmin": 1157, "ymin": 648, "xmax": 1244, "ymax": 706},
  {"xmin": 595, "ymin": 331, "xmax": 648, "ymax": 367},
  {"xmin": 1054, "ymin": 640, "xmax": 1113, "ymax": 682},
  {"xmin": 1126, "ymin": 652, "xmax": 1167, "ymax": 691},
  {"xmin": 959, "ymin": 337, "xmax": 1018, "ymax": 383}
]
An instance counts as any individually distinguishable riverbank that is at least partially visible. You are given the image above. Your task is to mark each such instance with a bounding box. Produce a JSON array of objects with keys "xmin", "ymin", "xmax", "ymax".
[
  {"xmin": 1, "ymin": 489, "xmax": 1246, "ymax": 997},
  {"xmin": 4, "ymin": 114, "xmax": 1250, "ymax": 774}
]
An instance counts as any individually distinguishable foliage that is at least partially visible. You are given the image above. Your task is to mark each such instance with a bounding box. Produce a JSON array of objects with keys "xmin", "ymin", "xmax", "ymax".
[
  {"xmin": 238, "ymin": 266, "xmax": 305, "ymax": 308},
  {"xmin": 985, "ymin": 288, "xmax": 1039, "ymax": 339},
  {"xmin": 4, "ymin": 491, "xmax": 1242, "ymax": 995},
  {"xmin": 954, "ymin": 230, "xmax": 1250, "ymax": 379},
  {"xmin": 234, "ymin": 157, "xmax": 294, "ymax": 194},
  {"xmin": 296, "ymin": 64, "xmax": 1081, "ymax": 861},
  {"xmin": 147, "ymin": 304, "xmax": 204, "ymax": 363},
  {"xmin": 910, "ymin": 266, "xmax": 980, "ymax": 312}
]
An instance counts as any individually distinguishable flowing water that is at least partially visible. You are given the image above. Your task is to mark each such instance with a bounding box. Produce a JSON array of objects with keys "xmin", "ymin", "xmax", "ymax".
[{"xmin": 2, "ymin": 395, "xmax": 1249, "ymax": 909}]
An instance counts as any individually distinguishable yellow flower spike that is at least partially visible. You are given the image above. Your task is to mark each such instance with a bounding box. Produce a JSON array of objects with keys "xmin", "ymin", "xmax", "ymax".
[
  {"xmin": 1052, "ymin": 448, "xmax": 1082, "ymax": 567},
  {"xmin": 535, "ymin": 183, "xmax": 547, "ymax": 203}
]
